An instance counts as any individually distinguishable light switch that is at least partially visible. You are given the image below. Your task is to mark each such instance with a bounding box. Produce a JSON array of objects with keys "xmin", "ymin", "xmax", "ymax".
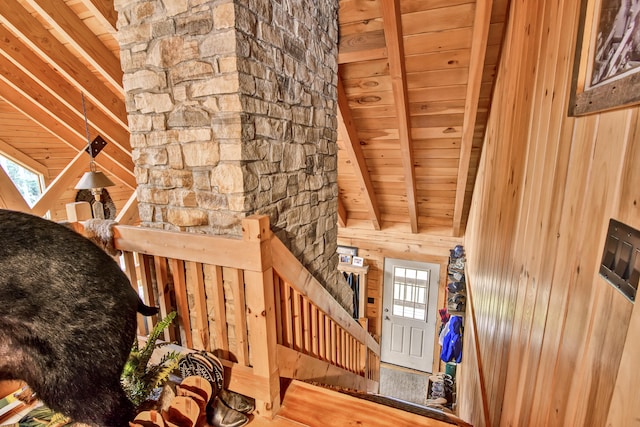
[{"xmin": 600, "ymin": 219, "xmax": 640, "ymax": 302}]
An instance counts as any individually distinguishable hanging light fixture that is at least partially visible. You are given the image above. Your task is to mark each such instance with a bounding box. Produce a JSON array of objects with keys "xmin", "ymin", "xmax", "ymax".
[{"xmin": 75, "ymin": 93, "xmax": 114, "ymax": 219}]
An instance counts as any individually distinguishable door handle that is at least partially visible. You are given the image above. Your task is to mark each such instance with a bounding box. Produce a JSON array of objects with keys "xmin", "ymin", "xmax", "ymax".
[{"xmin": 385, "ymin": 315, "xmax": 390, "ymax": 321}]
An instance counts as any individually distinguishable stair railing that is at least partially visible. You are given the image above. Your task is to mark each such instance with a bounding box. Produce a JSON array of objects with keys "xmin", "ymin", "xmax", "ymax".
[{"xmin": 73, "ymin": 215, "xmax": 380, "ymax": 418}]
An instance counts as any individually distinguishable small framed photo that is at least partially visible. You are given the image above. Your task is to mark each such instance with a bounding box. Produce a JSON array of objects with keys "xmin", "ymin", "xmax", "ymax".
[
  {"xmin": 352, "ymin": 256, "xmax": 364, "ymax": 267},
  {"xmin": 337, "ymin": 245, "xmax": 358, "ymax": 256},
  {"xmin": 339, "ymin": 254, "xmax": 352, "ymax": 264}
]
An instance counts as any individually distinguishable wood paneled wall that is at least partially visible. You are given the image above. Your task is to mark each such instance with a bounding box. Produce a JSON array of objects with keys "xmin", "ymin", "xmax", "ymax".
[
  {"xmin": 459, "ymin": 0, "xmax": 640, "ymax": 425},
  {"xmin": 338, "ymin": 227, "xmax": 462, "ymax": 373}
]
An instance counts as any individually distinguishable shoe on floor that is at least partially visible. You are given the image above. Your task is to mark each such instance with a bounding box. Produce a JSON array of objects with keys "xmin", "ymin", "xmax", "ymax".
[
  {"xmin": 208, "ymin": 396, "xmax": 249, "ymax": 427},
  {"xmin": 219, "ymin": 389, "xmax": 255, "ymax": 414},
  {"xmin": 179, "ymin": 351, "xmax": 224, "ymax": 396},
  {"xmin": 426, "ymin": 397, "xmax": 447, "ymax": 405}
]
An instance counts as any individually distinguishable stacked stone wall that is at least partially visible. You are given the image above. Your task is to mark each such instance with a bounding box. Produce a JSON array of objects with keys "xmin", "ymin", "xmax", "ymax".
[
  {"xmin": 117, "ymin": 0, "xmax": 246, "ymax": 234},
  {"xmin": 233, "ymin": 0, "xmax": 346, "ymax": 306},
  {"xmin": 115, "ymin": 0, "xmax": 351, "ymax": 311}
]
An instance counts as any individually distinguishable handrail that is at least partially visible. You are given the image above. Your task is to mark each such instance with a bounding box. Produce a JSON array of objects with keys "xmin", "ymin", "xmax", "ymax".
[
  {"xmin": 270, "ymin": 237, "xmax": 380, "ymax": 355},
  {"xmin": 113, "ymin": 225, "xmax": 265, "ymax": 271},
  {"xmin": 72, "ymin": 215, "xmax": 380, "ymax": 418}
]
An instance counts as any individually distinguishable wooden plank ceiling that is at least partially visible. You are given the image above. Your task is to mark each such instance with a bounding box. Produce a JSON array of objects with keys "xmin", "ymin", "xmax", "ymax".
[{"xmin": 0, "ymin": 0, "xmax": 509, "ymax": 237}]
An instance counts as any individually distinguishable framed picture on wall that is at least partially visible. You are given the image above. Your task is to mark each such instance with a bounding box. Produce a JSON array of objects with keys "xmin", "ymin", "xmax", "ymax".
[
  {"xmin": 337, "ymin": 245, "xmax": 358, "ymax": 256},
  {"xmin": 569, "ymin": 0, "xmax": 640, "ymax": 116},
  {"xmin": 339, "ymin": 254, "xmax": 352, "ymax": 264}
]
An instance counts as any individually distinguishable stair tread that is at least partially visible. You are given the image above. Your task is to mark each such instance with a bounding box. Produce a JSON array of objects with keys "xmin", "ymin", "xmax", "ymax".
[{"xmin": 277, "ymin": 380, "xmax": 472, "ymax": 427}]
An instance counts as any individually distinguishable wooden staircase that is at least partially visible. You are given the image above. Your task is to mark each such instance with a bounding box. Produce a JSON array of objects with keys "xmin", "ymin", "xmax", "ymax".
[
  {"xmin": 71, "ymin": 215, "xmax": 470, "ymax": 426},
  {"xmin": 249, "ymin": 380, "xmax": 470, "ymax": 427}
]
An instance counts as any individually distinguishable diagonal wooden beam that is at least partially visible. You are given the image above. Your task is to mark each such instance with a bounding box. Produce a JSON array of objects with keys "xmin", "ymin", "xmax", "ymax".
[
  {"xmin": 116, "ymin": 192, "xmax": 139, "ymax": 225},
  {"xmin": 337, "ymin": 74, "xmax": 382, "ymax": 230},
  {"xmin": 452, "ymin": 0, "xmax": 493, "ymax": 237},
  {"xmin": 0, "ymin": 62, "xmax": 133, "ymax": 174},
  {"xmin": 0, "ymin": 0, "xmax": 127, "ymax": 128},
  {"xmin": 337, "ymin": 196, "xmax": 347, "ymax": 228},
  {"xmin": 380, "ymin": 0, "xmax": 418, "ymax": 233},
  {"xmin": 0, "ymin": 162, "xmax": 31, "ymax": 212},
  {"xmin": 77, "ymin": 0, "xmax": 118, "ymax": 34},
  {"xmin": 21, "ymin": 0, "xmax": 123, "ymax": 93},
  {"xmin": 31, "ymin": 150, "xmax": 86, "ymax": 216},
  {"xmin": 0, "ymin": 33, "xmax": 130, "ymax": 153},
  {"xmin": 0, "ymin": 79, "xmax": 135, "ymax": 189},
  {"xmin": 31, "ymin": 149, "xmax": 132, "ymax": 218},
  {"xmin": 0, "ymin": 137, "xmax": 49, "ymax": 178}
]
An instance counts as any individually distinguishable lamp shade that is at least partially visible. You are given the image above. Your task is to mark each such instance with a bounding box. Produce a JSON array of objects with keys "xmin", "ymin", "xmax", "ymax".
[{"xmin": 75, "ymin": 170, "xmax": 115, "ymax": 190}]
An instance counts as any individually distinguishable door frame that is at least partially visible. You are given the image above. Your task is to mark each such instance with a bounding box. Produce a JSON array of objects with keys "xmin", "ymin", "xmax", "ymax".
[{"xmin": 379, "ymin": 256, "xmax": 447, "ymax": 374}]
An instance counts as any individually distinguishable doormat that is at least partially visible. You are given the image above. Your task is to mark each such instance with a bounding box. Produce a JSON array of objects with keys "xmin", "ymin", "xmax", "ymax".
[{"xmin": 379, "ymin": 365, "xmax": 428, "ymax": 406}]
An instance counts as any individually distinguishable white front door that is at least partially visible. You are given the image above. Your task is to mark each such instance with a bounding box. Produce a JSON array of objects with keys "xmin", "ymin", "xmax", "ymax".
[{"xmin": 381, "ymin": 258, "xmax": 439, "ymax": 372}]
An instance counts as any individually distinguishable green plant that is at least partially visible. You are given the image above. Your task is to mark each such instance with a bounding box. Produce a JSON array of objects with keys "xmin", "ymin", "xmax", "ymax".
[
  {"xmin": 13, "ymin": 406, "xmax": 70, "ymax": 427},
  {"xmin": 120, "ymin": 311, "xmax": 183, "ymax": 406}
]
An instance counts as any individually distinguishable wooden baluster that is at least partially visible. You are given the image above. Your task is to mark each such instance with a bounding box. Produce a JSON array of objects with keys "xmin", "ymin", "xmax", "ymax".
[
  {"xmin": 273, "ymin": 274, "xmax": 283, "ymax": 345},
  {"xmin": 293, "ymin": 290, "xmax": 303, "ymax": 352},
  {"xmin": 153, "ymin": 256, "xmax": 175, "ymax": 342},
  {"xmin": 122, "ymin": 251, "xmax": 146, "ymax": 335},
  {"xmin": 185, "ymin": 261, "xmax": 209, "ymax": 351},
  {"xmin": 136, "ymin": 253, "xmax": 157, "ymax": 332},
  {"xmin": 341, "ymin": 330, "xmax": 347, "ymax": 369},
  {"xmin": 350, "ymin": 335, "xmax": 355, "ymax": 373},
  {"xmin": 331, "ymin": 321, "xmax": 337, "ymax": 366},
  {"xmin": 311, "ymin": 305, "xmax": 319, "ymax": 357},
  {"xmin": 337, "ymin": 328, "xmax": 342, "ymax": 368},
  {"xmin": 302, "ymin": 297, "xmax": 311, "ymax": 354},
  {"xmin": 282, "ymin": 283, "xmax": 294, "ymax": 348},
  {"xmin": 344, "ymin": 332, "xmax": 348, "ymax": 371},
  {"xmin": 324, "ymin": 314, "xmax": 331, "ymax": 362},
  {"xmin": 318, "ymin": 311, "xmax": 326, "ymax": 360},
  {"xmin": 206, "ymin": 264, "xmax": 228, "ymax": 359},
  {"xmin": 344, "ymin": 330, "xmax": 349, "ymax": 370},
  {"xmin": 353, "ymin": 336, "xmax": 357, "ymax": 373},
  {"xmin": 225, "ymin": 267, "xmax": 248, "ymax": 366},
  {"xmin": 170, "ymin": 258, "xmax": 192, "ymax": 348}
]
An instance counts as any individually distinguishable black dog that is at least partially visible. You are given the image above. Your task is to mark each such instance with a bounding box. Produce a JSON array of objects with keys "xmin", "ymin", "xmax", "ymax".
[{"xmin": 0, "ymin": 209, "xmax": 157, "ymax": 426}]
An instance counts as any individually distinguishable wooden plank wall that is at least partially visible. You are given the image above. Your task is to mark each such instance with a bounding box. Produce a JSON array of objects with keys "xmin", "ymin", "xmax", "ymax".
[
  {"xmin": 337, "ymin": 227, "xmax": 462, "ymax": 373},
  {"xmin": 459, "ymin": 0, "xmax": 640, "ymax": 425}
]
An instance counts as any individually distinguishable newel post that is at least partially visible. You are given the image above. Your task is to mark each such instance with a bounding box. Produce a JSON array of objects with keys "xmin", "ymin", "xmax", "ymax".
[{"xmin": 242, "ymin": 215, "xmax": 281, "ymax": 417}]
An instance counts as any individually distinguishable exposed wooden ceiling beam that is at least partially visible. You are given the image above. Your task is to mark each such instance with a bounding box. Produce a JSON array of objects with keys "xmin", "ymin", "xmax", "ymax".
[
  {"xmin": 380, "ymin": 0, "xmax": 418, "ymax": 233},
  {"xmin": 0, "ymin": 79, "xmax": 135, "ymax": 188},
  {"xmin": 77, "ymin": 0, "xmax": 118, "ymax": 34},
  {"xmin": 116, "ymin": 192, "xmax": 139, "ymax": 225},
  {"xmin": 31, "ymin": 150, "xmax": 86, "ymax": 216},
  {"xmin": 21, "ymin": 0, "xmax": 124, "ymax": 93},
  {"xmin": 0, "ymin": 63, "xmax": 133, "ymax": 174},
  {"xmin": 0, "ymin": 0, "xmax": 127, "ymax": 128},
  {"xmin": 0, "ymin": 34, "xmax": 130, "ymax": 153},
  {"xmin": 0, "ymin": 137, "xmax": 49, "ymax": 178},
  {"xmin": 337, "ymin": 73, "xmax": 382, "ymax": 230},
  {"xmin": 337, "ymin": 197, "xmax": 347, "ymax": 227},
  {"xmin": 0, "ymin": 162, "xmax": 31, "ymax": 212},
  {"xmin": 452, "ymin": 0, "xmax": 493, "ymax": 237},
  {"xmin": 0, "ymin": 45, "xmax": 133, "ymax": 160}
]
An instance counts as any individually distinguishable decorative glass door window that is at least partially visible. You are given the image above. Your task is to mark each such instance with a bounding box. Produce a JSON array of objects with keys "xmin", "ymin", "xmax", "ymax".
[{"xmin": 392, "ymin": 267, "xmax": 430, "ymax": 321}]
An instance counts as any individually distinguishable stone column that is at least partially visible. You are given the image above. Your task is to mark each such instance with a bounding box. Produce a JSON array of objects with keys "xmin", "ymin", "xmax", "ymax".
[{"xmin": 115, "ymin": 0, "xmax": 351, "ymax": 309}]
